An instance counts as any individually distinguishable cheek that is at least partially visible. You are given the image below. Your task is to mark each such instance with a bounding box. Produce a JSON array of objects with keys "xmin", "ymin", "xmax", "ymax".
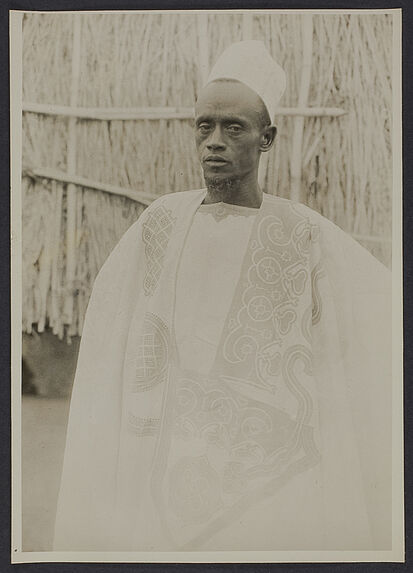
[
  {"xmin": 195, "ymin": 135, "xmax": 206, "ymax": 150},
  {"xmin": 235, "ymin": 141, "xmax": 259, "ymax": 163},
  {"xmin": 194, "ymin": 137, "xmax": 203, "ymax": 156}
]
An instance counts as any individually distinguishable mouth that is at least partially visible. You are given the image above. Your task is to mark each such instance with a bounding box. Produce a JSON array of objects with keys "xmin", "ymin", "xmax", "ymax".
[{"xmin": 203, "ymin": 156, "xmax": 229, "ymax": 167}]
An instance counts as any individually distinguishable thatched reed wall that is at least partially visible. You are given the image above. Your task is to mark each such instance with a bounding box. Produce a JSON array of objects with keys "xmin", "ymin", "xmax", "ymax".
[{"xmin": 21, "ymin": 12, "xmax": 393, "ymax": 340}]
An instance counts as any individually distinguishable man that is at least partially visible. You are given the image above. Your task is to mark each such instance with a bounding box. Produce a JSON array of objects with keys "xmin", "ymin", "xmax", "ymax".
[{"xmin": 54, "ymin": 41, "xmax": 391, "ymax": 552}]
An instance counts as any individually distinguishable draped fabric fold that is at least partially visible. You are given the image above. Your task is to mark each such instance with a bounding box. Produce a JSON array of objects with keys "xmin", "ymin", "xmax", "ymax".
[{"xmin": 54, "ymin": 190, "xmax": 391, "ymax": 551}]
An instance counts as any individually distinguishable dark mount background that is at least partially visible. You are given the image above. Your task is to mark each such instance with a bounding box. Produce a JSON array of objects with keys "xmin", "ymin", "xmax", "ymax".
[{"xmin": 1, "ymin": 0, "xmax": 411, "ymax": 572}]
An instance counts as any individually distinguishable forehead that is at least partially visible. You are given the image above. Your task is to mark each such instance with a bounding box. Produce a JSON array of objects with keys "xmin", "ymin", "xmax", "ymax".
[{"xmin": 195, "ymin": 80, "xmax": 265, "ymax": 122}]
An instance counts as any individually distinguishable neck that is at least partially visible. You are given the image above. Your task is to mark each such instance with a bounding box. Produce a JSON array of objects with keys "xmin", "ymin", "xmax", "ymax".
[{"xmin": 203, "ymin": 171, "xmax": 263, "ymax": 208}]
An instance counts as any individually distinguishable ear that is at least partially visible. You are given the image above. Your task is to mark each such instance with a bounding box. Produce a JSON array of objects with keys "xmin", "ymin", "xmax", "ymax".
[{"xmin": 259, "ymin": 125, "xmax": 277, "ymax": 152}]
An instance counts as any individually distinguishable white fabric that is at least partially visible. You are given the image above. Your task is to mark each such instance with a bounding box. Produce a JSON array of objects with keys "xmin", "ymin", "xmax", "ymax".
[
  {"xmin": 205, "ymin": 40, "xmax": 286, "ymax": 121},
  {"xmin": 53, "ymin": 190, "xmax": 392, "ymax": 552},
  {"xmin": 175, "ymin": 202, "xmax": 257, "ymax": 373}
]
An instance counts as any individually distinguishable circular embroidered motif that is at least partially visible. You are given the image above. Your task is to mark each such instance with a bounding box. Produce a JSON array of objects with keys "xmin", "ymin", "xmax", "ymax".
[
  {"xmin": 256, "ymin": 256, "xmax": 282, "ymax": 285},
  {"xmin": 247, "ymin": 295, "xmax": 273, "ymax": 321},
  {"xmin": 267, "ymin": 219, "xmax": 290, "ymax": 245}
]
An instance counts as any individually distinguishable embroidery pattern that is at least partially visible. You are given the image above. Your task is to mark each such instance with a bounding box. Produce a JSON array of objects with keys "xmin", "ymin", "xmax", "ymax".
[
  {"xmin": 127, "ymin": 412, "xmax": 160, "ymax": 437},
  {"xmin": 169, "ymin": 455, "xmax": 222, "ymax": 525},
  {"xmin": 142, "ymin": 203, "xmax": 176, "ymax": 296},
  {"xmin": 199, "ymin": 202, "xmax": 258, "ymax": 223},
  {"xmin": 169, "ymin": 343, "xmax": 319, "ymax": 525},
  {"xmin": 151, "ymin": 199, "xmax": 323, "ymax": 541},
  {"xmin": 221, "ymin": 205, "xmax": 312, "ymax": 391},
  {"xmin": 301, "ymin": 305, "xmax": 313, "ymax": 344},
  {"xmin": 173, "ymin": 374, "xmax": 297, "ymax": 461},
  {"xmin": 311, "ymin": 262, "xmax": 325, "ymax": 325},
  {"xmin": 132, "ymin": 312, "xmax": 169, "ymax": 392}
]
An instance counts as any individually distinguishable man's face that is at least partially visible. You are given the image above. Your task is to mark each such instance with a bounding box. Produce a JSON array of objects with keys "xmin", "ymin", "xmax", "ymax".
[{"xmin": 194, "ymin": 80, "xmax": 271, "ymax": 187}]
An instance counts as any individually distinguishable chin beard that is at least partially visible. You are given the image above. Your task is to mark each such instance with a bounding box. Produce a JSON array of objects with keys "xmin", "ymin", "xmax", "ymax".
[{"xmin": 204, "ymin": 175, "xmax": 241, "ymax": 196}]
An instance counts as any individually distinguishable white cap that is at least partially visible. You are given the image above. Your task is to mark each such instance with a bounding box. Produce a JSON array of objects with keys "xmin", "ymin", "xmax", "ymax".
[{"xmin": 205, "ymin": 40, "xmax": 286, "ymax": 122}]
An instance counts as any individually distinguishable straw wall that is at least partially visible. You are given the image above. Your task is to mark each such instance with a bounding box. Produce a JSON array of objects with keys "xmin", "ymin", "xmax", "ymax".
[{"xmin": 21, "ymin": 12, "xmax": 393, "ymax": 339}]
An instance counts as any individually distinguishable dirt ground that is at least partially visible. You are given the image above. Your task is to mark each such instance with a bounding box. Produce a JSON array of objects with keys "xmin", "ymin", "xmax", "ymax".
[
  {"xmin": 22, "ymin": 395, "xmax": 71, "ymax": 551},
  {"xmin": 22, "ymin": 331, "xmax": 80, "ymax": 398}
]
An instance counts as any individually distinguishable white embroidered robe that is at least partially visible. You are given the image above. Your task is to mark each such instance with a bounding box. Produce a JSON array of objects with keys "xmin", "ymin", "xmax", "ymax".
[{"xmin": 53, "ymin": 189, "xmax": 392, "ymax": 552}]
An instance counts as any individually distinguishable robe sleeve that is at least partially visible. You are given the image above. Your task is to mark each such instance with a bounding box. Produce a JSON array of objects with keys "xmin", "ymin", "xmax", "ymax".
[
  {"xmin": 53, "ymin": 218, "xmax": 145, "ymax": 550},
  {"xmin": 313, "ymin": 216, "xmax": 392, "ymax": 549}
]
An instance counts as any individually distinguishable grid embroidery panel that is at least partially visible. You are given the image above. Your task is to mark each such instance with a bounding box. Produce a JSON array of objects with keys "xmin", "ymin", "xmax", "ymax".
[
  {"xmin": 132, "ymin": 312, "xmax": 169, "ymax": 393},
  {"xmin": 142, "ymin": 203, "xmax": 176, "ymax": 296}
]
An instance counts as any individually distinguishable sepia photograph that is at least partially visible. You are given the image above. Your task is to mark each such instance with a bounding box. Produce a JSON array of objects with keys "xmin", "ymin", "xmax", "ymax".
[{"xmin": 10, "ymin": 8, "xmax": 403, "ymax": 563}]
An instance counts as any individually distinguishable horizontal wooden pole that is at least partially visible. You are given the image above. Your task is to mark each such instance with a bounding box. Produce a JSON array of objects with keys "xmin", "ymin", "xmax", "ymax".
[
  {"xmin": 23, "ymin": 167, "xmax": 391, "ymax": 246},
  {"xmin": 23, "ymin": 103, "xmax": 195, "ymax": 121},
  {"xmin": 23, "ymin": 167, "xmax": 157, "ymax": 206},
  {"xmin": 23, "ymin": 102, "xmax": 347, "ymax": 120}
]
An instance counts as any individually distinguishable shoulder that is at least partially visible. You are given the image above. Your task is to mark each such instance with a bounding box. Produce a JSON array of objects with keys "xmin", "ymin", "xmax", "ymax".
[
  {"xmin": 263, "ymin": 193, "xmax": 344, "ymax": 235},
  {"xmin": 264, "ymin": 196, "xmax": 390, "ymax": 275},
  {"xmin": 263, "ymin": 194, "xmax": 368, "ymax": 256},
  {"xmin": 143, "ymin": 189, "xmax": 206, "ymax": 213},
  {"xmin": 97, "ymin": 190, "xmax": 206, "ymax": 275},
  {"xmin": 263, "ymin": 193, "xmax": 324, "ymax": 223},
  {"xmin": 132, "ymin": 189, "xmax": 205, "ymax": 228},
  {"xmin": 128, "ymin": 188, "xmax": 206, "ymax": 241}
]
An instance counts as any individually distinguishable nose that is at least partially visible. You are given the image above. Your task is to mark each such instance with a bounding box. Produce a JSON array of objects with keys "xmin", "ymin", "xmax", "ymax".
[{"xmin": 206, "ymin": 125, "xmax": 226, "ymax": 151}]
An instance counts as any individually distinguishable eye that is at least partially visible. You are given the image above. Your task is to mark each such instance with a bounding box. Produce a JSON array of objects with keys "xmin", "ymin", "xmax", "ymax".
[
  {"xmin": 197, "ymin": 122, "xmax": 212, "ymax": 133},
  {"xmin": 226, "ymin": 124, "xmax": 243, "ymax": 134}
]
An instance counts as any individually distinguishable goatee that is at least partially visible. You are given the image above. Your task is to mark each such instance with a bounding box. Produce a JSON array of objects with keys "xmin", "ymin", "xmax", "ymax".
[{"xmin": 204, "ymin": 176, "xmax": 241, "ymax": 197}]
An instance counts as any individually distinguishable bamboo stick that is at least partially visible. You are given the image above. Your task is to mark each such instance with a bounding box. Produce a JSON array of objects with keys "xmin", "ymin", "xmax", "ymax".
[
  {"xmin": 290, "ymin": 13, "xmax": 313, "ymax": 203},
  {"xmin": 37, "ymin": 195, "xmax": 53, "ymax": 332},
  {"xmin": 24, "ymin": 167, "xmax": 158, "ymax": 206},
  {"xmin": 197, "ymin": 13, "xmax": 209, "ymax": 87},
  {"xmin": 63, "ymin": 14, "xmax": 81, "ymax": 328},
  {"xmin": 38, "ymin": 124, "xmax": 61, "ymax": 333},
  {"xmin": 50, "ymin": 180, "xmax": 63, "ymax": 337},
  {"xmin": 22, "ymin": 102, "xmax": 347, "ymax": 120},
  {"xmin": 158, "ymin": 17, "xmax": 172, "ymax": 193}
]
